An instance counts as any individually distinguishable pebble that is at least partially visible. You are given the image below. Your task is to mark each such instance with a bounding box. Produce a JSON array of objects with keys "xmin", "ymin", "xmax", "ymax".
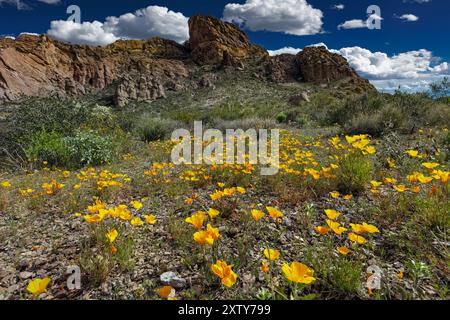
[
  {"xmin": 19, "ymin": 271, "xmax": 34, "ymax": 280},
  {"xmin": 160, "ymin": 271, "xmax": 187, "ymax": 289}
]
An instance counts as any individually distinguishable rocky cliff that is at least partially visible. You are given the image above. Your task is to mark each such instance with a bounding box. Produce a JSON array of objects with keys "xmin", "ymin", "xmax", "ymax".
[{"xmin": 0, "ymin": 15, "xmax": 375, "ymax": 107}]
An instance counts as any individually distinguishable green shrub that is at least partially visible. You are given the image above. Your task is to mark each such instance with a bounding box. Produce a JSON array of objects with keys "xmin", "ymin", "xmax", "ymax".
[
  {"xmin": 8, "ymin": 97, "xmax": 90, "ymax": 139},
  {"xmin": 25, "ymin": 131, "xmax": 69, "ymax": 166},
  {"xmin": 345, "ymin": 105, "xmax": 404, "ymax": 137},
  {"xmin": 135, "ymin": 116, "xmax": 181, "ymax": 142},
  {"xmin": 89, "ymin": 104, "xmax": 116, "ymax": 129},
  {"xmin": 336, "ymin": 152, "xmax": 373, "ymax": 194},
  {"xmin": 64, "ymin": 130, "xmax": 116, "ymax": 167},
  {"xmin": 276, "ymin": 112, "xmax": 288, "ymax": 123}
]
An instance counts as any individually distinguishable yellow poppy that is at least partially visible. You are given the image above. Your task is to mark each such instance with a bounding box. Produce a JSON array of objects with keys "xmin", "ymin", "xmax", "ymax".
[
  {"xmin": 281, "ymin": 261, "xmax": 316, "ymax": 284},
  {"xmin": 144, "ymin": 215, "xmax": 157, "ymax": 225},
  {"xmin": 130, "ymin": 217, "xmax": 144, "ymax": 226},
  {"xmin": 326, "ymin": 220, "xmax": 347, "ymax": 235},
  {"xmin": 251, "ymin": 209, "xmax": 265, "ymax": 221},
  {"xmin": 325, "ymin": 209, "xmax": 341, "ymax": 220},
  {"xmin": 337, "ymin": 246, "xmax": 352, "ymax": 255},
  {"xmin": 27, "ymin": 278, "xmax": 51, "ymax": 296},
  {"xmin": 315, "ymin": 226, "xmax": 330, "ymax": 235},
  {"xmin": 185, "ymin": 211, "xmax": 206, "ymax": 229},
  {"xmin": 330, "ymin": 191, "xmax": 340, "ymax": 199},
  {"xmin": 207, "ymin": 208, "xmax": 220, "ymax": 219},
  {"xmin": 211, "ymin": 260, "xmax": 238, "ymax": 287},
  {"xmin": 348, "ymin": 232, "xmax": 367, "ymax": 244},
  {"xmin": 106, "ymin": 228, "xmax": 118, "ymax": 243},
  {"xmin": 156, "ymin": 286, "xmax": 175, "ymax": 299},
  {"xmin": 266, "ymin": 206, "xmax": 283, "ymax": 219},
  {"xmin": 130, "ymin": 201, "xmax": 143, "ymax": 210},
  {"xmin": 263, "ymin": 248, "xmax": 280, "ymax": 261}
]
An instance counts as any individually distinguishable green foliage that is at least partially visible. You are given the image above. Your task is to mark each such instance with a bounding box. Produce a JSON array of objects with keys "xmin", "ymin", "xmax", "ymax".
[
  {"xmin": 135, "ymin": 115, "xmax": 181, "ymax": 142},
  {"xmin": 276, "ymin": 112, "xmax": 288, "ymax": 123},
  {"xmin": 336, "ymin": 152, "xmax": 373, "ymax": 194},
  {"xmin": 64, "ymin": 130, "xmax": 116, "ymax": 167},
  {"xmin": 9, "ymin": 96, "xmax": 90, "ymax": 139},
  {"xmin": 25, "ymin": 130, "xmax": 116, "ymax": 168},
  {"xmin": 304, "ymin": 242, "xmax": 362, "ymax": 298},
  {"xmin": 25, "ymin": 131, "xmax": 70, "ymax": 166}
]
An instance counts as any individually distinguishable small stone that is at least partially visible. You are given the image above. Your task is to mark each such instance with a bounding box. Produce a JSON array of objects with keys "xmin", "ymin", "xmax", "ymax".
[
  {"xmin": 160, "ymin": 271, "xmax": 187, "ymax": 289},
  {"xmin": 19, "ymin": 271, "xmax": 34, "ymax": 280}
]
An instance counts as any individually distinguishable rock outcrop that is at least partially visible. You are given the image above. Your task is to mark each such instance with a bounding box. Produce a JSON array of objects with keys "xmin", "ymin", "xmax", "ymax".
[
  {"xmin": 296, "ymin": 46, "xmax": 357, "ymax": 83},
  {"xmin": 0, "ymin": 16, "xmax": 375, "ymax": 107},
  {"xmin": 0, "ymin": 34, "xmax": 189, "ymax": 105},
  {"xmin": 188, "ymin": 15, "xmax": 267, "ymax": 66},
  {"xmin": 114, "ymin": 59, "xmax": 188, "ymax": 107}
]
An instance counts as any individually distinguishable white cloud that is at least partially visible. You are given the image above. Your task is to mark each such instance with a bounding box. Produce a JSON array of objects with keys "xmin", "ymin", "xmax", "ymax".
[
  {"xmin": 268, "ymin": 47, "xmax": 302, "ymax": 56},
  {"xmin": 268, "ymin": 43, "xmax": 327, "ymax": 55},
  {"xmin": 431, "ymin": 62, "xmax": 449, "ymax": 74},
  {"xmin": 338, "ymin": 19, "xmax": 367, "ymax": 30},
  {"xmin": 332, "ymin": 4, "xmax": 345, "ymax": 11},
  {"xmin": 268, "ymin": 44, "xmax": 449, "ymax": 92},
  {"xmin": 398, "ymin": 14, "xmax": 419, "ymax": 22},
  {"xmin": 48, "ymin": 21, "xmax": 118, "ymax": 46},
  {"xmin": 223, "ymin": 0, "xmax": 323, "ymax": 36},
  {"xmin": 103, "ymin": 6, "xmax": 189, "ymax": 43},
  {"xmin": 47, "ymin": 5, "xmax": 189, "ymax": 46},
  {"xmin": 338, "ymin": 13, "xmax": 383, "ymax": 30}
]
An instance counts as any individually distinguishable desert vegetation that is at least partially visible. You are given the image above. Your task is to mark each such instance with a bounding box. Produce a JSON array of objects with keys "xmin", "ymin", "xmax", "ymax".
[{"xmin": 0, "ymin": 76, "xmax": 449, "ymax": 300}]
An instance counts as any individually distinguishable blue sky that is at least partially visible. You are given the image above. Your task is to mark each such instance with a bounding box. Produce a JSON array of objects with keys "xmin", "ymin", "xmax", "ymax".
[{"xmin": 0, "ymin": 0, "xmax": 449, "ymax": 91}]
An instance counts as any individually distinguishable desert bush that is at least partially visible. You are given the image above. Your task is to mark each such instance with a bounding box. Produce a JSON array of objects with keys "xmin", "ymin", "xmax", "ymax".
[
  {"xmin": 8, "ymin": 97, "xmax": 90, "ymax": 139},
  {"xmin": 276, "ymin": 112, "xmax": 288, "ymax": 123},
  {"xmin": 345, "ymin": 104, "xmax": 404, "ymax": 137},
  {"xmin": 64, "ymin": 130, "xmax": 116, "ymax": 167},
  {"xmin": 25, "ymin": 131, "xmax": 70, "ymax": 166},
  {"xmin": 135, "ymin": 116, "xmax": 181, "ymax": 142},
  {"xmin": 25, "ymin": 130, "xmax": 117, "ymax": 168},
  {"xmin": 89, "ymin": 104, "xmax": 116, "ymax": 128},
  {"xmin": 336, "ymin": 152, "xmax": 373, "ymax": 194}
]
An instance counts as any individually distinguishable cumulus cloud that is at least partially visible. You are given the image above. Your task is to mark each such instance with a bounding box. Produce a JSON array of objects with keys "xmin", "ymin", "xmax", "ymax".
[
  {"xmin": 269, "ymin": 44, "xmax": 449, "ymax": 92},
  {"xmin": 398, "ymin": 14, "xmax": 419, "ymax": 22},
  {"xmin": 47, "ymin": 5, "xmax": 189, "ymax": 46},
  {"xmin": 223, "ymin": 0, "xmax": 323, "ymax": 36},
  {"xmin": 48, "ymin": 21, "xmax": 118, "ymax": 46},
  {"xmin": 103, "ymin": 6, "xmax": 189, "ymax": 43}
]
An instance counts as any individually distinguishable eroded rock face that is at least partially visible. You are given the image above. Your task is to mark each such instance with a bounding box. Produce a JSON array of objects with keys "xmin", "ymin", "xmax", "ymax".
[
  {"xmin": 188, "ymin": 15, "xmax": 267, "ymax": 66},
  {"xmin": 114, "ymin": 60, "xmax": 189, "ymax": 107},
  {"xmin": 296, "ymin": 46, "xmax": 357, "ymax": 83},
  {"xmin": 0, "ymin": 34, "xmax": 189, "ymax": 105},
  {"xmin": 264, "ymin": 54, "xmax": 301, "ymax": 82}
]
